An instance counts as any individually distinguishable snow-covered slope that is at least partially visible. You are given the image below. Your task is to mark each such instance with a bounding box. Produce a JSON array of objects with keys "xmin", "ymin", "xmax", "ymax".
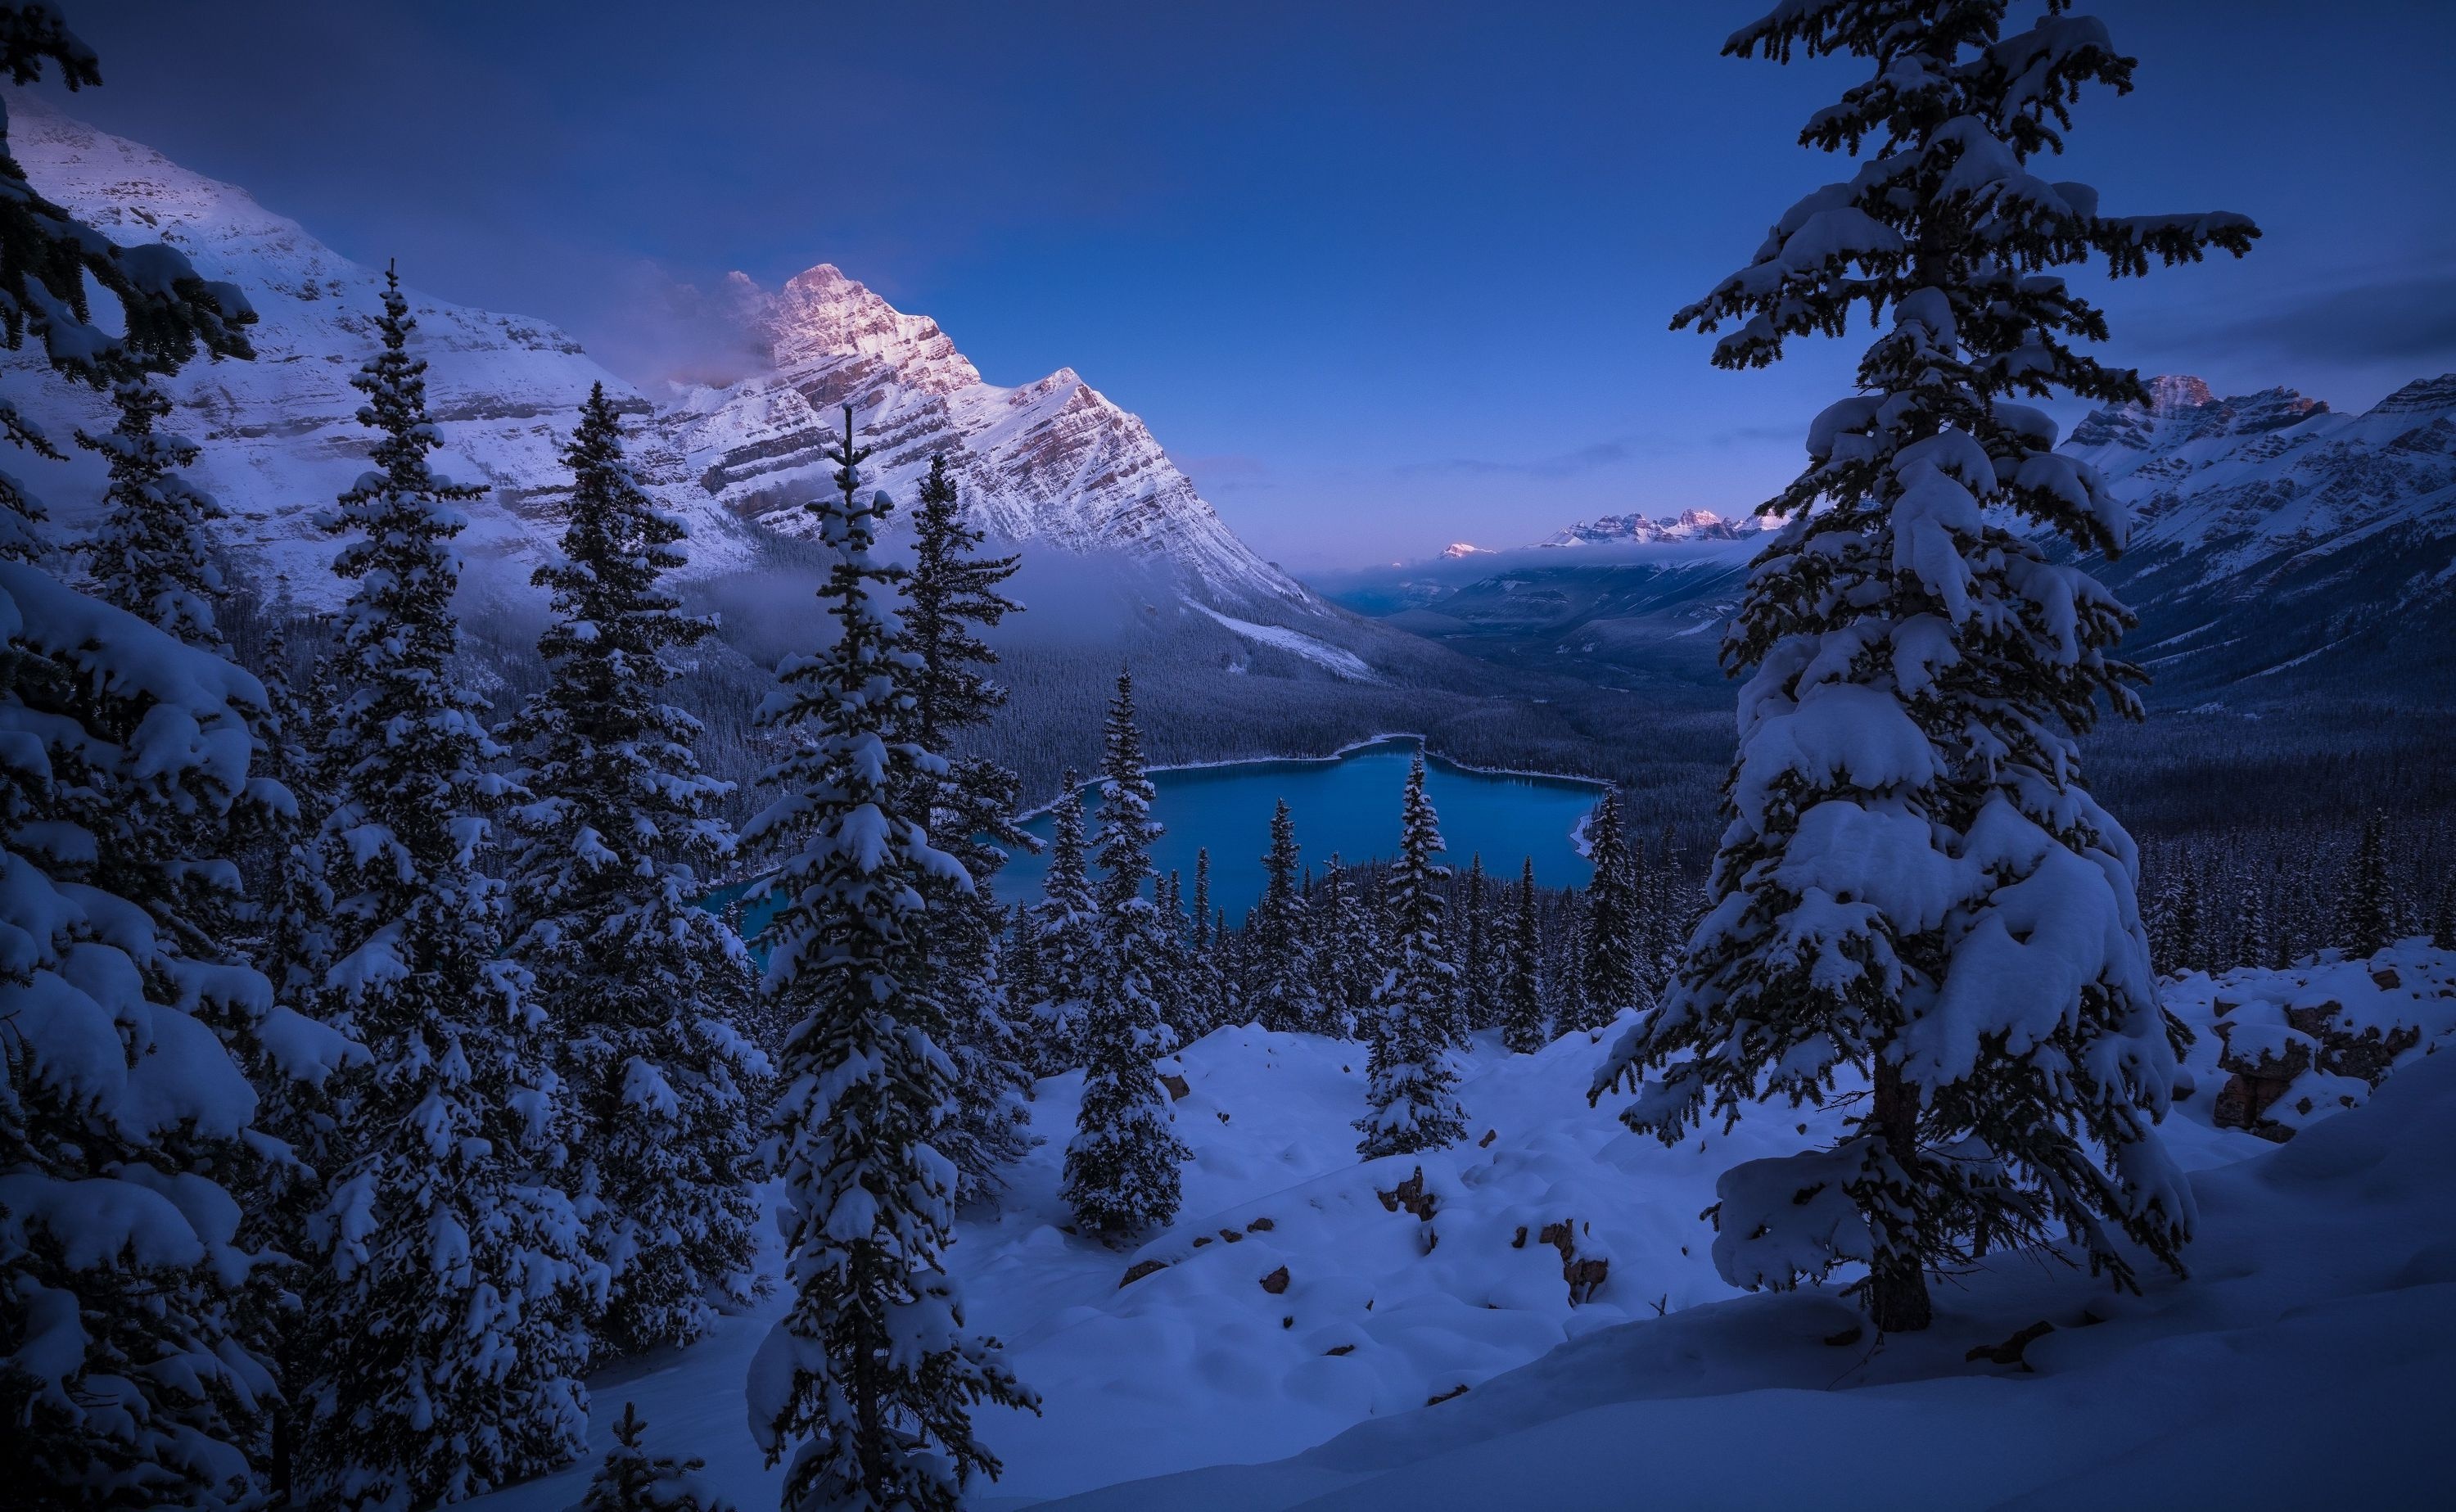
[
  {"xmin": 1045, "ymin": 941, "xmax": 2456, "ymax": 1510},
  {"xmin": 2, "ymin": 99, "xmax": 1305, "ymax": 612},
  {"xmin": 463, "ymin": 941, "xmax": 2456, "ymax": 1510}
]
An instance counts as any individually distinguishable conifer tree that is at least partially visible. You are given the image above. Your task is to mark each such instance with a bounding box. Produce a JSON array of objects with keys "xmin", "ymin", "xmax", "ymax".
[
  {"xmin": 232, "ymin": 621, "xmax": 347, "ymax": 1503},
  {"xmin": 79, "ymin": 376, "xmax": 225, "ymax": 648},
  {"xmin": 1501, "ymin": 858, "xmax": 1549, "ymax": 1054},
  {"xmin": 1247, "ymin": 798, "xmax": 1320, "ymax": 1032},
  {"xmin": 1023, "ymin": 774, "xmax": 1098, "ymax": 1072},
  {"xmin": 1357, "ymin": 756, "xmax": 1466, "ymax": 1156},
  {"xmin": 745, "ymin": 406, "xmax": 1032, "ymax": 1510},
  {"xmin": 1594, "ymin": 2, "xmax": 2253, "ymax": 1333},
  {"xmin": 2340, "ymin": 809, "xmax": 2396, "ymax": 957},
  {"xmin": 1183, "ymin": 848, "xmax": 1226, "ymax": 1025},
  {"xmin": 1459, "ymin": 853, "xmax": 1497, "ymax": 1031},
  {"xmin": 298, "ymin": 266, "xmax": 598, "ymax": 1505},
  {"xmin": 2231, "ymin": 877, "xmax": 2268, "ymax": 972},
  {"xmin": 901, "ymin": 453, "xmax": 1037, "ymax": 1203},
  {"xmin": 1312, "ymin": 852, "xmax": 1373, "ymax": 1038},
  {"xmin": 0, "ymin": 17, "xmax": 304, "ymax": 1501},
  {"xmin": 500, "ymin": 383, "xmax": 765, "ymax": 1361},
  {"xmin": 1641, "ymin": 822, "xmax": 1683, "ymax": 996},
  {"xmin": 1552, "ymin": 890, "xmax": 1591, "ymax": 1039},
  {"xmin": 1570, "ymin": 792, "xmax": 1642, "ymax": 1031},
  {"xmin": 1062, "ymin": 671, "xmax": 1190, "ymax": 1238},
  {"xmin": 580, "ymin": 1404, "xmax": 734, "ymax": 1512}
]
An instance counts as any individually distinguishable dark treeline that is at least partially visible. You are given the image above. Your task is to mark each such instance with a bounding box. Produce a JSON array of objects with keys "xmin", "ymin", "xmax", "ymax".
[{"xmin": 1000, "ymin": 788, "xmax": 1702, "ymax": 1066}]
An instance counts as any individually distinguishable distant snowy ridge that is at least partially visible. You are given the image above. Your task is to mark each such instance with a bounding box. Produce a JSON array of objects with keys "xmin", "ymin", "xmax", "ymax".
[
  {"xmin": 2066, "ymin": 370, "xmax": 2456, "ymax": 564},
  {"xmin": 1, "ymin": 99, "xmax": 1308, "ymax": 613},
  {"xmin": 1193, "ymin": 603, "xmax": 1378, "ymax": 680},
  {"xmin": 1536, "ymin": 506, "xmax": 1761, "ymax": 548}
]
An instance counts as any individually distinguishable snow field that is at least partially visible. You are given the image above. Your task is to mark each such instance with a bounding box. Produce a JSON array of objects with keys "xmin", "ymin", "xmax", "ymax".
[{"xmin": 469, "ymin": 944, "xmax": 2454, "ymax": 1508}]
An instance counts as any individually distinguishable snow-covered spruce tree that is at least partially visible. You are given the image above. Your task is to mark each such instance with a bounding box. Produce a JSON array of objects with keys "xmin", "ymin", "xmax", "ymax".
[
  {"xmin": 580, "ymin": 1403, "xmax": 734, "ymax": 1512},
  {"xmin": 1459, "ymin": 853, "xmax": 1500, "ymax": 1031},
  {"xmin": 2339, "ymin": 809, "xmax": 2395, "ymax": 957},
  {"xmin": 901, "ymin": 454, "xmax": 1038, "ymax": 1203},
  {"xmin": 1640, "ymin": 822, "xmax": 1683, "ymax": 997},
  {"xmin": 1312, "ymin": 852, "xmax": 1372, "ymax": 1039},
  {"xmin": 500, "ymin": 382, "xmax": 764, "ymax": 1361},
  {"xmin": 1062, "ymin": 670, "xmax": 1190, "ymax": 1239},
  {"xmin": 296, "ymin": 267, "xmax": 598, "ymax": 1505},
  {"xmin": 1153, "ymin": 869, "xmax": 1196, "ymax": 1041},
  {"xmin": 1551, "ymin": 891, "xmax": 1591, "ymax": 1040},
  {"xmin": 1501, "ymin": 858, "xmax": 1548, "ymax": 1054},
  {"xmin": 1357, "ymin": 756, "xmax": 1465, "ymax": 1156},
  {"xmin": 1023, "ymin": 774, "xmax": 1098, "ymax": 1072},
  {"xmin": 1181, "ymin": 849, "xmax": 1226, "ymax": 1037},
  {"xmin": 1591, "ymin": 1, "xmax": 2255, "ymax": 1334},
  {"xmin": 2230, "ymin": 878, "xmax": 2267, "ymax": 973},
  {"xmin": 0, "ymin": 18, "xmax": 327, "ymax": 1503},
  {"xmin": 1569, "ymin": 791, "xmax": 1642, "ymax": 1032},
  {"xmin": 230, "ymin": 621, "xmax": 349, "ymax": 1502},
  {"xmin": 79, "ymin": 376, "xmax": 226, "ymax": 648},
  {"xmin": 1246, "ymin": 798, "xmax": 1320, "ymax": 1033},
  {"xmin": 744, "ymin": 406, "xmax": 1032, "ymax": 1510}
]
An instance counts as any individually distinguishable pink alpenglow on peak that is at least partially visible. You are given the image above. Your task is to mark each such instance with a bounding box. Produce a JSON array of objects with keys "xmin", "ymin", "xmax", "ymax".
[
  {"xmin": 746, "ymin": 263, "xmax": 982, "ymax": 395},
  {"xmin": 2, "ymin": 102, "xmax": 1312, "ymax": 614},
  {"xmin": 1539, "ymin": 508, "xmax": 1761, "ymax": 548}
]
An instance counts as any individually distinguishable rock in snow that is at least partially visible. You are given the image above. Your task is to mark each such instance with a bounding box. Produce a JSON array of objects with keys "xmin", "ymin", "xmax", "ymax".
[
  {"xmin": 2, "ymin": 100, "xmax": 1307, "ymax": 613},
  {"xmin": 460, "ymin": 942, "xmax": 2456, "ymax": 1510}
]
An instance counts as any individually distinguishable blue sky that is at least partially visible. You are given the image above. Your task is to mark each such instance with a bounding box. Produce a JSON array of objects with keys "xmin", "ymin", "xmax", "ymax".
[{"xmin": 44, "ymin": 2, "xmax": 2456, "ymax": 568}]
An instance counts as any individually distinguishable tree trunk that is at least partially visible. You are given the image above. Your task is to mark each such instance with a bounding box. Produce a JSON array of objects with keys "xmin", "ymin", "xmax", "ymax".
[{"xmin": 1868, "ymin": 1057, "xmax": 1934, "ymax": 1334}]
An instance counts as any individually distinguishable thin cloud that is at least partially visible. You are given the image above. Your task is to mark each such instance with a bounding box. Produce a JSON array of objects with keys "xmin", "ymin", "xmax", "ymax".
[{"xmin": 1395, "ymin": 436, "xmax": 1642, "ymax": 480}]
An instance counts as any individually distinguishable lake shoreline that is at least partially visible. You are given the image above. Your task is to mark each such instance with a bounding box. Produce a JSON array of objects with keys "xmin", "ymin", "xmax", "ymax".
[{"xmin": 1014, "ymin": 732, "xmax": 1609, "ymax": 823}]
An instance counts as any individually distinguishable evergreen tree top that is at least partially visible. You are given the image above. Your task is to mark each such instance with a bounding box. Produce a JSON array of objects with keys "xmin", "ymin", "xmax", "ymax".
[
  {"xmin": 1093, "ymin": 670, "xmax": 1159, "ymax": 910},
  {"xmin": 1679, "ymin": 0, "xmax": 2258, "ymax": 553},
  {"xmin": 907, "ymin": 451, "xmax": 1023, "ymax": 749}
]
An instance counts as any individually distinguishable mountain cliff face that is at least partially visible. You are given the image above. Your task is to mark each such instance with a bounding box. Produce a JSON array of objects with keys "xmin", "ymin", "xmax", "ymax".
[
  {"xmin": 2, "ymin": 101, "xmax": 1305, "ymax": 612},
  {"xmin": 2061, "ymin": 372, "xmax": 2456, "ymax": 700},
  {"xmin": 665, "ymin": 263, "xmax": 1300, "ymax": 606}
]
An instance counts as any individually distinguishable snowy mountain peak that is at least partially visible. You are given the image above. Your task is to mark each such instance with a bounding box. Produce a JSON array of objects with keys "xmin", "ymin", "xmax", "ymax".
[
  {"xmin": 2147, "ymin": 372, "xmax": 2214, "ymax": 416},
  {"xmin": 752, "ymin": 262, "xmax": 982, "ymax": 394},
  {"xmin": 1539, "ymin": 508, "xmax": 1757, "ymax": 548},
  {"xmin": 0, "ymin": 105, "xmax": 1309, "ymax": 613},
  {"xmin": 2066, "ymin": 377, "xmax": 2329, "ymax": 463}
]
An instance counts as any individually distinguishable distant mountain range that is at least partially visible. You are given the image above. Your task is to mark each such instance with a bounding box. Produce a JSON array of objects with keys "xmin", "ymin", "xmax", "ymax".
[
  {"xmin": 2, "ymin": 98, "xmax": 1304, "ymax": 614},
  {"xmin": 1438, "ymin": 508, "xmax": 1759, "ymax": 560},
  {"xmin": 1322, "ymin": 374, "xmax": 2456, "ymax": 706}
]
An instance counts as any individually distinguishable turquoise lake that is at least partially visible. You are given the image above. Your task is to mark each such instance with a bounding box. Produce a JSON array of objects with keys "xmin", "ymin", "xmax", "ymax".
[{"xmin": 711, "ymin": 737, "xmax": 1604, "ymax": 937}]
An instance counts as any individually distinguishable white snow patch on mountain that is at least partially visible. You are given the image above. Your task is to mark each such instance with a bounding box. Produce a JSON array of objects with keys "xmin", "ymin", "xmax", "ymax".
[{"xmin": 1193, "ymin": 604, "xmax": 1377, "ymax": 681}]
